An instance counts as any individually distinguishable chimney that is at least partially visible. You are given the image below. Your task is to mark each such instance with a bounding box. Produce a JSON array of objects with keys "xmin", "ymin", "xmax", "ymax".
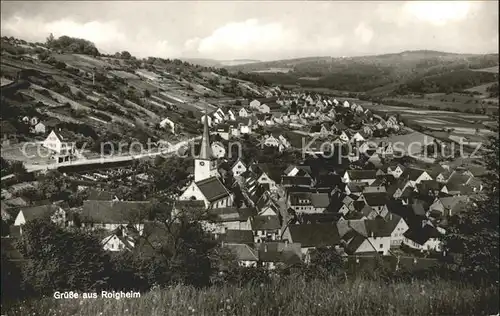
[{"xmin": 264, "ymin": 244, "xmax": 268, "ymax": 252}]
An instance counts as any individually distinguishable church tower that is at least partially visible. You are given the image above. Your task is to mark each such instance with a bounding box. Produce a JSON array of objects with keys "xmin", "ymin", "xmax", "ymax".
[{"xmin": 194, "ymin": 106, "xmax": 219, "ymax": 182}]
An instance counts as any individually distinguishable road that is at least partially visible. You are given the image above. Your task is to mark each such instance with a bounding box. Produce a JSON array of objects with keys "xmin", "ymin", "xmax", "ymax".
[{"xmin": 24, "ymin": 136, "xmax": 201, "ymax": 173}]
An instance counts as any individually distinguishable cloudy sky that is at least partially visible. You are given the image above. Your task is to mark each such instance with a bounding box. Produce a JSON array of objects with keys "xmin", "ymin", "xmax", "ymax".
[{"xmin": 1, "ymin": 1, "xmax": 498, "ymax": 61}]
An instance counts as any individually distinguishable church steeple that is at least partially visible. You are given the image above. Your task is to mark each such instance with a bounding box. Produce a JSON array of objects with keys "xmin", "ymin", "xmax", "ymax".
[
  {"xmin": 194, "ymin": 104, "xmax": 219, "ymax": 182},
  {"xmin": 200, "ymin": 104, "xmax": 212, "ymax": 160}
]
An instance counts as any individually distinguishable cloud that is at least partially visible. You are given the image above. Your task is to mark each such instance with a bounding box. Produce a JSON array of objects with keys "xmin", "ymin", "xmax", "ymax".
[
  {"xmin": 403, "ymin": 1, "xmax": 473, "ymax": 26},
  {"xmin": 184, "ymin": 18, "xmax": 344, "ymax": 60},
  {"xmin": 354, "ymin": 23, "xmax": 374, "ymax": 45},
  {"xmin": 377, "ymin": 1, "xmax": 478, "ymax": 27},
  {"xmin": 1, "ymin": 15, "xmax": 178, "ymax": 57}
]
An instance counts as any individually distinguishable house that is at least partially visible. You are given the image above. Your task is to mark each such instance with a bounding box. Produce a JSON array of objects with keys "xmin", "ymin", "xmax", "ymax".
[
  {"xmin": 350, "ymin": 132, "xmax": 365, "ymax": 143},
  {"xmin": 231, "ymin": 158, "xmax": 247, "ymax": 177},
  {"xmin": 224, "ymin": 243, "xmax": 259, "ymax": 267},
  {"xmin": 257, "ymin": 242, "xmax": 302, "ymax": 269},
  {"xmin": 284, "ymin": 165, "xmax": 312, "ymax": 177},
  {"xmin": 101, "ymin": 229, "xmax": 135, "ymax": 252},
  {"xmin": 14, "ymin": 204, "xmax": 67, "ymax": 229},
  {"xmin": 227, "ymin": 109, "xmax": 236, "ymax": 121},
  {"xmin": 159, "ymin": 118, "xmax": 176, "ymax": 134},
  {"xmin": 239, "ymin": 107, "xmax": 250, "ymax": 118},
  {"xmin": 220, "ymin": 229, "xmax": 255, "ymax": 245},
  {"xmin": 387, "ymin": 213, "xmax": 409, "ymax": 248},
  {"xmin": 250, "ymin": 99, "xmax": 261, "ymax": 109},
  {"xmin": 285, "ymin": 223, "xmax": 341, "ymax": 256},
  {"xmin": 81, "ymin": 200, "xmax": 149, "ymax": 234},
  {"xmin": 250, "ymin": 164, "xmax": 280, "ymax": 192},
  {"xmin": 386, "ymin": 164, "xmax": 405, "ymax": 178},
  {"xmin": 42, "ymin": 129, "xmax": 76, "ymax": 162},
  {"xmin": 338, "ymin": 131, "xmax": 350, "ymax": 143},
  {"xmin": 32, "ymin": 122, "xmax": 46, "ymax": 134},
  {"xmin": 402, "ymin": 168, "xmax": 433, "ymax": 185},
  {"xmin": 363, "ymin": 192, "xmax": 390, "ymax": 219},
  {"xmin": 403, "ymin": 223, "xmax": 443, "ymax": 252},
  {"xmin": 250, "ymin": 215, "xmax": 281, "ymax": 243},
  {"xmin": 203, "ymin": 207, "xmax": 254, "ymax": 234},
  {"xmin": 342, "ymin": 170, "xmax": 377, "ymax": 185},
  {"xmin": 428, "ymin": 196, "xmax": 469, "ymax": 218},
  {"xmin": 362, "ymin": 125, "xmax": 373, "ymax": 137},
  {"xmin": 338, "ymin": 218, "xmax": 392, "ymax": 255},
  {"xmin": 258, "ymin": 103, "xmax": 270, "ymax": 113},
  {"xmin": 377, "ymin": 142, "xmax": 394, "ymax": 157},
  {"xmin": 211, "ymin": 142, "xmax": 226, "ymax": 158},
  {"xmin": 343, "ymin": 101, "xmax": 350, "ymax": 108},
  {"xmin": 179, "ymin": 177, "xmax": 233, "ymax": 209}
]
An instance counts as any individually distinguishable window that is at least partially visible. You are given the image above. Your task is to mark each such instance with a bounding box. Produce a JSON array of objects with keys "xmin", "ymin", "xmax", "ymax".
[{"xmin": 379, "ymin": 244, "xmax": 383, "ymax": 249}]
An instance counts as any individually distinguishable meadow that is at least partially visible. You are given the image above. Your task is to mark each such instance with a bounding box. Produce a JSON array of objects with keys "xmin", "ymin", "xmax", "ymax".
[{"xmin": 3, "ymin": 277, "xmax": 498, "ymax": 316}]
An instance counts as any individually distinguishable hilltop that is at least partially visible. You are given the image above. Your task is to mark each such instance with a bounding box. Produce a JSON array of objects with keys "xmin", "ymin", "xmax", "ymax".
[
  {"xmin": 183, "ymin": 58, "xmax": 261, "ymax": 67},
  {"xmin": 225, "ymin": 50, "xmax": 499, "ymax": 97}
]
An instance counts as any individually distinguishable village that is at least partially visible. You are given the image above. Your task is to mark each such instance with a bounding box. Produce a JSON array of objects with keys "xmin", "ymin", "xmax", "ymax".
[{"xmin": 2, "ymin": 86, "xmax": 485, "ymax": 271}]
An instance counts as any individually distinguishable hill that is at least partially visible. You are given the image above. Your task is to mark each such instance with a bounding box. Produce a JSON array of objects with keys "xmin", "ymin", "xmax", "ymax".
[
  {"xmin": 225, "ymin": 50, "xmax": 499, "ymax": 96},
  {"xmin": 183, "ymin": 58, "xmax": 261, "ymax": 67},
  {"xmin": 0, "ymin": 35, "xmax": 275, "ymax": 159}
]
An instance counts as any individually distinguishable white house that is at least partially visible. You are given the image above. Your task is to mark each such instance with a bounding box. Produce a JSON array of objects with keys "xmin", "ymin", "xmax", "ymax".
[
  {"xmin": 42, "ymin": 130, "xmax": 76, "ymax": 162},
  {"xmin": 102, "ymin": 233, "xmax": 134, "ymax": 252},
  {"xmin": 249, "ymin": 100, "xmax": 261, "ymax": 109},
  {"xmin": 211, "ymin": 142, "xmax": 226, "ymax": 158},
  {"xmin": 239, "ymin": 107, "xmax": 250, "ymax": 118},
  {"xmin": 259, "ymin": 104, "xmax": 270, "ymax": 113},
  {"xmin": 159, "ymin": 117, "xmax": 176, "ymax": 134},
  {"xmin": 227, "ymin": 109, "xmax": 236, "ymax": 121},
  {"xmin": 231, "ymin": 158, "xmax": 247, "ymax": 177},
  {"xmin": 32, "ymin": 122, "xmax": 46, "ymax": 134}
]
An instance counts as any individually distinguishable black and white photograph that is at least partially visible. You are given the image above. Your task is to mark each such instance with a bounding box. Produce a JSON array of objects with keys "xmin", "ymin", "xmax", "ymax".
[{"xmin": 0, "ymin": 1, "xmax": 498, "ymax": 315}]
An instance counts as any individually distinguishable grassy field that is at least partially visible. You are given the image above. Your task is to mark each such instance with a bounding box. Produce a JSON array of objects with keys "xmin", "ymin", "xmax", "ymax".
[{"xmin": 3, "ymin": 277, "xmax": 498, "ymax": 316}]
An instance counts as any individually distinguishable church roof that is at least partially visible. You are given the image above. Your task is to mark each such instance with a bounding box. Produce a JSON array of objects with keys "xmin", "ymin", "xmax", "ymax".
[
  {"xmin": 195, "ymin": 177, "xmax": 230, "ymax": 202},
  {"xmin": 200, "ymin": 104, "xmax": 212, "ymax": 159}
]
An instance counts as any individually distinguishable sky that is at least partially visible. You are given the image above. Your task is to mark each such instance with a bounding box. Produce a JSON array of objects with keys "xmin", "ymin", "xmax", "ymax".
[{"xmin": 1, "ymin": 1, "xmax": 498, "ymax": 61}]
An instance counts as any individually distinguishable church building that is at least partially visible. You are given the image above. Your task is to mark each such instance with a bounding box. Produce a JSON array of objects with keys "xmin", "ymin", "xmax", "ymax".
[{"xmin": 179, "ymin": 107, "xmax": 233, "ymax": 209}]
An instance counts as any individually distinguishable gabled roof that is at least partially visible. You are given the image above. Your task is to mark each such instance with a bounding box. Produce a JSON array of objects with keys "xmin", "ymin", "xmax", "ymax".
[
  {"xmin": 225, "ymin": 243, "xmax": 259, "ymax": 261},
  {"xmin": 18, "ymin": 204, "xmax": 62, "ymax": 222},
  {"xmin": 404, "ymin": 224, "xmax": 441, "ymax": 245},
  {"xmin": 195, "ymin": 177, "xmax": 230, "ymax": 202},
  {"xmin": 257, "ymin": 242, "xmax": 302, "ymax": 264},
  {"xmin": 281, "ymin": 176, "xmax": 312, "ymax": 187},
  {"xmin": 365, "ymin": 217, "xmax": 393, "ymax": 237},
  {"xmin": 288, "ymin": 223, "xmax": 341, "ymax": 248},
  {"xmin": 363, "ymin": 192, "xmax": 389, "ymax": 207},
  {"xmin": 436, "ymin": 196, "xmax": 469, "ymax": 213},
  {"xmin": 346, "ymin": 170, "xmax": 377, "ymax": 180},
  {"xmin": 82, "ymin": 200, "xmax": 151, "ymax": 224},
  {"xmin": 221, "ymin": 230, "xmax": 255, "ymax": 245},
  {"xmin": 310, "ymin": 193, "xmax": 330, "ymax": 208},
  {"xmin": 402, "ymin": 168, "xmax": 428, "ymax": 181},
  {"xmin": 250, "ymin": 215, "xmax": 280, "ymax": 231}
]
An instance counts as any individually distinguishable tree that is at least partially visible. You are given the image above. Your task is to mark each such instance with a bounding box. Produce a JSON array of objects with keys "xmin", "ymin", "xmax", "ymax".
[
  {"xmin": 143, "ymin": 89, "xmax": 151, "ymax": 98},
  {"xmin": 17, "ymin": 220, "xmax": 112, "ymax": 295},
  {"xmin": 442, "ymin": 137, "xmax": 499, "ymax": 284},
  {"xmin": 46, "ymin": 33, "xmax": 54, "ymax": 46},
  {"xmin": 38, "ymin": 170, "xmax": 67, "ymax": 201},
  {"xmin": 120, "ymin": 51, "xmax": 132, "ymax": 59}
]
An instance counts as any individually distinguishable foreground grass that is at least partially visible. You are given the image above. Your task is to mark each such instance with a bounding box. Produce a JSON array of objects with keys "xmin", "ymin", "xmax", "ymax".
[{"xmin": 4, "ymin": 277, "xmax": 499, "ymax": 316}]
